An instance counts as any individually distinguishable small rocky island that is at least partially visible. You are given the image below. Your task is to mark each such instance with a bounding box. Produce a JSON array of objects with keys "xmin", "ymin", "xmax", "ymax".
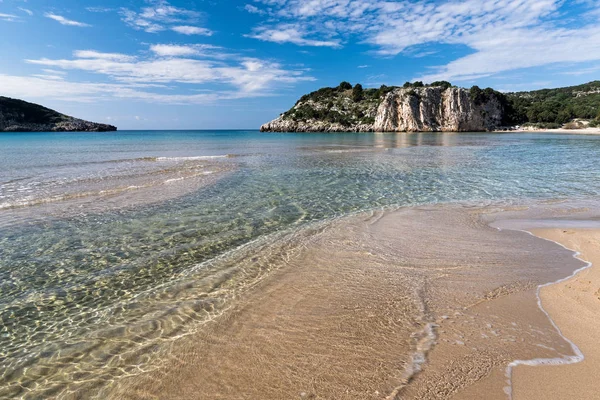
[
  {"xmin": 0, "ymin": 97, "xmax": 117, "ymax": 132},
  {"xmin": 261, "ymin": 81, "xmax": 600, "ymax": 132}
]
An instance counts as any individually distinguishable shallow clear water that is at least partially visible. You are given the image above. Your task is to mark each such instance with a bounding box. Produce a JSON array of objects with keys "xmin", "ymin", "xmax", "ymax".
[{"xmin": 2, "ymin": 130, "xmax": 600, "ymax": 398}]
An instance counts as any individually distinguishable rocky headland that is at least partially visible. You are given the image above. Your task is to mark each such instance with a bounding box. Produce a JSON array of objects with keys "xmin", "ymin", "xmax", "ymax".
[
  {"xmin": 261, "ymin": 81, "xmax": 600, "ymax": 133},
  {"xmin": 0, "ymin": 97, "xmax": 117, "ymax": 132}
]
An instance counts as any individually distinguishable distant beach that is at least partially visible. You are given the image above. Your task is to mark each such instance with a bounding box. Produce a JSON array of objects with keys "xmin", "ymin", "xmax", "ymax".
[{"xmin": 495, "ymin": 127, "xmax": 600, "ymax": 135}]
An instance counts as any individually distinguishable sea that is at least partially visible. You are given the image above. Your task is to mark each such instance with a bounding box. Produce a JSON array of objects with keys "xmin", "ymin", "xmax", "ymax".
[{"xmin": 1, "ymin": 130, "xmax": 600, "ymax": 398}]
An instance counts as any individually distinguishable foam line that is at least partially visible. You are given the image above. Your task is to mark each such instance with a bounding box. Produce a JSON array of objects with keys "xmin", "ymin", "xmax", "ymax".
[{"xmin": 495, "ymin": 227, "xmax": 591, "ymax": 400}]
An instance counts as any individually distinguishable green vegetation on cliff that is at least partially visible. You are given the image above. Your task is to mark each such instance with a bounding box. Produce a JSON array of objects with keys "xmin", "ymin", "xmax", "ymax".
[
  {"xmin": 276, "ymin": 80, "xmax": 600, "ymax": 129},
  {"xmin": 504, "ymin": 81, "xmax": 600, "ymax": 126},
  {"xmin": 282, "ymin": 82, "xmax": 386, "ymax": 127},
  {"xmin": 0, "ymin": 96, "xmax": 117, "ymax": 132}
]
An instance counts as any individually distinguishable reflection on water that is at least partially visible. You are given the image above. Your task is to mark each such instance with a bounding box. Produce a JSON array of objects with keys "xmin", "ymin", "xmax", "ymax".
[{"xmin": 1, "ymin": 130, "xmax": 600, "ymax": 398}]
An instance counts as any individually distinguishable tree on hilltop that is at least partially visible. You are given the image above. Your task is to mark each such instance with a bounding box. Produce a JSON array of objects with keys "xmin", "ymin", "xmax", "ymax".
[{"xmin": 352, "ymin": 83, "xmax": 364, "ymax": 102}]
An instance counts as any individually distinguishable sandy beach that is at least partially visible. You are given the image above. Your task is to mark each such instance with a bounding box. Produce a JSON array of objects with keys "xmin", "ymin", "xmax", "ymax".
[
  {"xmin": 106, "ymin": 203, "xmax": 592, "ymax": 399},
  {"xmin": 512, "ymin": 228, "xmax": 600, "ymax": 399},
  {"xmin": 496, "ymin": 127, "xmax": 600, "ymax": 135}
]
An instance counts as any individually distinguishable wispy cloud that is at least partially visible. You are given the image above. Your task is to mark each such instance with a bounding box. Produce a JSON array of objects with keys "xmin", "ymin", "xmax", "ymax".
[
  {"xmin": 171, "ymin": 25, "xmax": 212, "ymax": 35},
  {"xmin": 244, "ymin": 4, "xmax": 266, "ymax": 15},
  {"xmin": 6, "ymin": 46, "xmax": 313, "ymax": 104},
  {"xmin": 45, "ymin": 13, "xmax": 91, "ymax": 27},
  {"xmin": 120, "ymin": 0, "xmax": 206, "ymax": 34},
  {"xmin": 0, "ymin": 74, "xmax": 226, "ymax": 104},
  {"xmin": 42, "ymin": 69, "xmax": 68, "ymax": 76},
  {"xmin": 86, "ymin": 7, "xmax": 114, "ymax": 13},
  {"xmin": 149, "ymin": 44, "xmax": 216, "ymax": 57},
  {"xmin": 73, "ymin": 50, "xmax": 136, "ymax": 62},
  {"xmin": 562, "ymin": 65, "xmax": 600, "ymax": 76},
  {"xmin": 247, "ymin": 23, "xmax": 341, "ymax": 47},
  {"xmin": 247, "ymin": 0, "xmax": 600, "ymax": 82},
  {"xmin": 0, "ymin": 13, "xmax": 19, "ymax": 22},
  {"xmin": 26, "ymin": 49, "xmax": 312, "ymax": 90},
  {"xmin": 18, "ymin": 8, "xmax": 33, "ymax": 16}
]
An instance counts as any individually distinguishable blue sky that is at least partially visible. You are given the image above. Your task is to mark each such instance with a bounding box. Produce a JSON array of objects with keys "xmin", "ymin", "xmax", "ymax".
[{"xmin": 1, "ymin": 0, "xmax": 599, "ymax": 129}]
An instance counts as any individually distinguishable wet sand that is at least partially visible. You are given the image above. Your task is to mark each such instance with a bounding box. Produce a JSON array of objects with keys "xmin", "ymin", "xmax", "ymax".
[
  {"xmin": 107, "ymin": 204, "xmax": 589, "ymax": 399},
  {"xmin": 512, "ymin": 228, "xmax": 600, "ymax": 400},
  {"xmin": 0, "ymin": 157, "xmax": 234, "ymax": 227}
]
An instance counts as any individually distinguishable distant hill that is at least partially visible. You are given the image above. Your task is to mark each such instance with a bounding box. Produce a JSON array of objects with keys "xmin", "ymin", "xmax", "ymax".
[
  {"xmin": 505, "ymin": 81, "xmax": 600, "ymax": 127},
  {"xmin": 0, "ymin": 97, "xmax": 117, "ymax": 132},
  {"xmin": 260, "ymin": 81, "xmax": 600, "ymax": 132}
]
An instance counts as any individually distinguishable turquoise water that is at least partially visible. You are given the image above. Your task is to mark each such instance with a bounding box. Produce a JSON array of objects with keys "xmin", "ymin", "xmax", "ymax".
[{"xmin": 2, "ymin": 130, "xmax": 600, "ymax": 398}]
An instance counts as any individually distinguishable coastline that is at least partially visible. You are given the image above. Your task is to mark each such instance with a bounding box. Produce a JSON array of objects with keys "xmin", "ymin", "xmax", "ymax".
[
  {"xmin": 105, "ymin": 201, "xmax": 593, "ymax": 399},
  {"xmin": 494, "ymin": 127, "xmax": 600, "ymax": 135},
  {"xmin": 511, "ymin": 228, "xmax": 600, "ymax": 399}
]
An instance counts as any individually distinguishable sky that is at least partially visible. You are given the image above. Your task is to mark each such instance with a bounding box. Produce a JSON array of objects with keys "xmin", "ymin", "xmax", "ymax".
[{"xmin": 0, "ymin": 0, "xmax": 599, "ymax": 130}]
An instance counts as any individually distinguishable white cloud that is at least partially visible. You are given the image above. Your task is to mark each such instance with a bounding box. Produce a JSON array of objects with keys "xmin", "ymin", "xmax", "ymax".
[
  {"xmin": 42, "ymin": 69, "xmax": 67, "ymax": 76},
  {"xmin": 0, "ymin": 74, "xmax": 228, "ymax": 104},
  {"xmin": 562, "ymin": 65, "xmax": 600, "ymax": 76},
  {"xmin": 171, "ymin": 25, "xmax": 212, "ymax": 35},
  {"xmin": 248, "ymin": 24, "xmax": 341, "ymax": 47},
  {"xmin": 31, "ymin": 74, "xmax": 65, "ymax": 81},
  {"xmin": 244, "ymin": 4, "xmax": 265, "ymax": 15},
  {"xmin": 0, "ymin": 13, "xmax": 19, "ymax": 22},
  {"xmin": 86, "ymin": 7, "xmax": 114, "ymax": 13},
  {"xmin": 9, "ymin": 46, "xmax": 313, "ymax": 104},
  {"xmin": 18, "ymin": 8, "xmax": 33, "ymax": 16},
  {"xmin": 248, "ymin": 0, "xmax": 600, "ymax": 82},
  {"xmin": 150, "ymin": 44, "xmax": 202, "ymax": 57},
  {"xmin": 74, "ymin": 50, "xmax": 136, "ymax": 62},
  {"xmin": 418, "ymin": 25, "xmax": 600, "ymax": 82},
  {"xmin": 27, "ymin": 52, "xmax": 312, "ymax": 91},
  {"xmin": 45, "ymin": 13, "xmax": 91, "ymax": 27},
  {"xmin": 120, "ymin": 0, "xmax": 204, "ymax": 33}
]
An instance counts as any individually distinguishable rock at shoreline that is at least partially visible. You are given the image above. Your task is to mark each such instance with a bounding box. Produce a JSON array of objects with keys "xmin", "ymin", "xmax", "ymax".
[
  {"xmin": 260, "ymin": 85, "xmax": 504, "ymax": 133},
  {"xmin": 0, "ymin": 97, "xmax": 117, "ymax": 132}
]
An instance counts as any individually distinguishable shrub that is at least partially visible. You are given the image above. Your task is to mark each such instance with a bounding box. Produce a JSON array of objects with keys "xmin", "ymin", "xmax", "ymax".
[
  {"xmin": 564, "ymin": 121, "xmax": 584, "ymax": 129},
  {"xmin": 339, "ymin": 81, "xmax": 352, "ymax": 90},
  {"xmin": 361, "ymin": 116, "xmax": 375, "ymax": 124},
  {"xmin": 470, "ymin": 86, "xmax": 485, "ymax": 105},
  {"xmin": 352, "ymin": 83, "xmax": 364, "ymax": 102},
  {"xmin": 430, "ymin": 81, "xmax": 452, "ymax": 90},
  {"xmin": 522, "ymin": 122, "xmax": 561, "ymax": 129}
]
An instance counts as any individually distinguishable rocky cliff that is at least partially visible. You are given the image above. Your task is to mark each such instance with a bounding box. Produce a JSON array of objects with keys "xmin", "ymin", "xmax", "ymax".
[
  {"xmin": 260, "ymin": 83, "xmax": 505, "ymax": 132},
  {"xmin": 373, "ymin": 87, "xmax": 503, "ymax": 132},
  {"xmin": 0, "ymin": 97, "xmax": 117, "ymax": 132}
]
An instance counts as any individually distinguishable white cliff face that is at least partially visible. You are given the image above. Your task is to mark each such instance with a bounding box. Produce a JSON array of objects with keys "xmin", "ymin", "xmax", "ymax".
[
  {"xmin": 261, "ymin": 86, "xmax": 504, "ymax": 132},
  {"xmin": 373, "ymin": 87, "xmax": 503, "ymax": 132}
]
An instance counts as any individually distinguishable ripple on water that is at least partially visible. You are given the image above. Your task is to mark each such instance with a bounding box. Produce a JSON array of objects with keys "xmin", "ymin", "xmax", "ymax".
[{"xmin": 2, "ymin": 132, "xmax": 600, "ymax": 397}]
